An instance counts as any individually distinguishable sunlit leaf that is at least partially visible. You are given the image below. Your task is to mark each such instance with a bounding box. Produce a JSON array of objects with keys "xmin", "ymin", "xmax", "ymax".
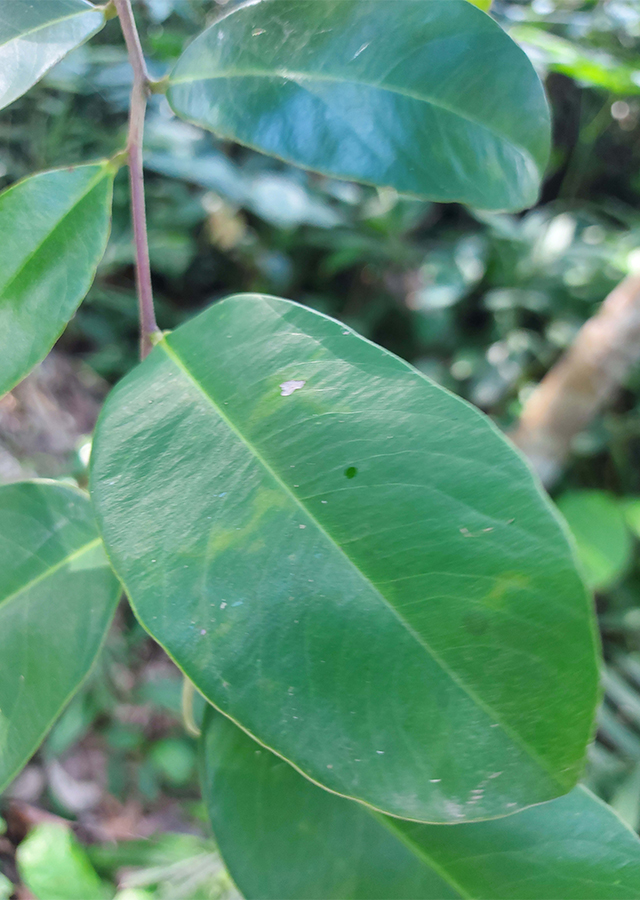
[
  {"xmin": 17, "ymin": 823, "xmax": 109, "ymax": 900},
  {"xmin": 91, "ymin": 293, "xmax": 598, "ymax": 823},
  {"xmin": 0, "ymin": 481, "xmax": 120, "ymax": 793},
  {"xmin": 168, "ymin": 0, "xmax": 550, "ymax": 211},
  {"xmin": 512, "ymin": 26, "xmax": 640, "ymax": 96},
  {"xmin": 0, "ymin": 163, "xmax": 114, "ymax": 398},
  {"xmin": 0, "ymin": 0, "xmax": 105, "ymax": 111}
]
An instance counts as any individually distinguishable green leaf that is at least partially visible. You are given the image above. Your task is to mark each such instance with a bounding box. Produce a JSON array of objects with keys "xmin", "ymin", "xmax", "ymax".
[
  {"xmin": 0, "ymin": 481, "xmax": 120, "ymax": 794},
  {"xmin": 168, "ymin": 0, "xmax": 550, "ymax": 211},
  {"xmin": 0, "ymin": 876, "xmax": 11, "ymax": 900},
  {"xmin": 555, "ymin": 491, "xmax": 632, "ymax": 591},
  {"xmin": 622, "ymin": 497, "xmax": 640, "ymax": 540},
  {"xmin": 0, "ymin": 163, "xmax": 114, "ymax": 398},
  {"xmin": 17, "ymin": 823, "xmax": 110, "ymax": 900},
  {"xmin": 90, "ymin": 294, "xmax": 598, "ymax": 823},
  {"xmin": 0, "ymin": 0, "xmax": 106, "ymax": 112},
  {"xmin": 201, "ymin": 711, "xmax": 640, "ymax": 900}
]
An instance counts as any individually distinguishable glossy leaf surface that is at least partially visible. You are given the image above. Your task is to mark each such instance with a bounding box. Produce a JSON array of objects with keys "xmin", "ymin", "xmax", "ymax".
[
  {"xmin": 0, "ymin": 481, "xmax": 120, "ymax": 793},
  {"xmin": 0, "ymin": 163, "xmax": 114, "ymax": 397},
  {"xmin": 168, "ymin": 0, "xmax": 550, "ymax": 211},
  {"xmin": 0, "ymin": 0, "xmax": 105, "ymax": 111},
  {"xmin": 91, "ymin": 294, "xmax": 598, "ymax": 823},
  {"xmin": 201, "ymin": 711, "xmax": 640, "ymax": 900}
]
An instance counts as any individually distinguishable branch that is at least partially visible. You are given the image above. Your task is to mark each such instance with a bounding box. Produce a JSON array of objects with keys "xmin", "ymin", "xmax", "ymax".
[
  {"xmin": 511, "ymin": 272, "xmax": 640, "ymax": 485},
  {"xmin": 115, "ymin": 0, "xmax": 159, "ymax": 359}
]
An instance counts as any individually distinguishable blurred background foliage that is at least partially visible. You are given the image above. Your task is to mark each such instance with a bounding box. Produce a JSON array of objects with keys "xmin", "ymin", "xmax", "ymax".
[{"xmin": 2, "ymin": 0, "xmax": 640, "ymax": 896}]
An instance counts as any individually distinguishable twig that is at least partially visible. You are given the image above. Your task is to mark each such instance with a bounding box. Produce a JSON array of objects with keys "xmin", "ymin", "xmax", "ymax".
[
  {"xmin": 511, "ymin": 272, "xmax": 640, "ymax": 485},
  {"xmin": 114, "ymin": 0, "xmax": 160, "ymax": 359}
]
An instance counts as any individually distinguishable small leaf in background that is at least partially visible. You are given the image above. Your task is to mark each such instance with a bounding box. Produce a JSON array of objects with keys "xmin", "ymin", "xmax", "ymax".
[
  {"xmin": 0, "ymin": 481, "xmax": 120, "ymax": 793},
  {"xmin": 410, "ymin": 236, "xmax": 487, "ymax": 312},
  {"xmin": 168, "ymin": 0, "xmax": 550, "ymax": 211},
  {"xmin": 512, "ymin": 26, "xmax": 640, "ymax": 96},
  {"xmin": 17, "ymin": 822, "xmax": 110, "ymax": 900},
  {"xmin": 0, "ymin": 0, "xmax": 106, "ymax": 111},
  {"xmin": 622, "ymin": 497, "xmax": 640, "ymax": 540},
  {"xmin": 91, "ymin": 293, "xmax": 598, "ymax": 823},
  {"xmin": 150, "ymin": 738, "xmax": 197, "ymax": 787},
  {"xmin": 200, "ymin": 711, "xmax": 640, "ymax": 900},
  {"xmin": 0, "ymin": 163, "xmax": 115, "ymax": 398},
  {"xmin": 87, "ymin": 831, "xmax": 238, "ymax": 900},
  {"xmin": 556, "ymin": 490, "xmax": 633, "ymax": 591}
]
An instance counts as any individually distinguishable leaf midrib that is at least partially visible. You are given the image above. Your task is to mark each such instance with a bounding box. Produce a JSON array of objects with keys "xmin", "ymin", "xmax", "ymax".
[
  {"xmin": 169, "ymin": 67, "xmax": 536, "ymax": 165},
  {"xmin": 371, "ymin": 810, "xmax": 471, "ymax": 900},
  {"xmin": 0, "ymin": 536, "xmax": 102, "ymax": 613},
  {"xmin": 0, "ymin": 4, "xmax": 99, "ymax": 50},
  {"xmin": 158, "ymin": 336, "xmax": 563, "ymax": 790},
  {"xmin": 0, "ymin": 166, "xmax": 108, "ymax": 302}
]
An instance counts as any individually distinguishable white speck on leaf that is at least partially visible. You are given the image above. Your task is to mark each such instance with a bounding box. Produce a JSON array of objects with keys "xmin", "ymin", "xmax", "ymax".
[
  {"xmin": 429, "ymin": 778, "xmax": 441, "ymax": 783},
  {"xmin": 352, "ymin": 41, "xmax": 370, "ymax": 59},
  {"xmin": 444, "ymin": 800, "xmax": 465, "ymax": 819},
  {"xmin": 280, "ymin": 380, "xmax": 305, "ymax": 396},
  {"xmin": 376, "ymin": 750, "xmax": 384, "ymax": 755},
  {"xmin": 220, "ymin": 601, "xmax": 227, "ymax": 609},
  {"xmin": 200, "ymin": 629, "xmax": 207, "ymax": 636}
]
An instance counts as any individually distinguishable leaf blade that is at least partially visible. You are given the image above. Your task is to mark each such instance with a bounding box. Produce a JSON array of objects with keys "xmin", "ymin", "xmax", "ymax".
[
  {"xmin": 201, "ymin": 711, "xmax": 640, "ymax": 900},
  {"xmin": 0, "ymin": 163, "xmax": 114, "ymax": 397},
  {"xmin": 0, "ymin": 0, "xmax": 105, "ymax": 111},
  {"xmin": 0, "ymin": 481, "xmax": 120, "ymax": 794},
  {"xmin": 90, "ymin": 293, "xmax": 599, "ymax": 823},
  {"xmin": 168, "ymin": 0, "xmax": 550, "ymax": 210}
]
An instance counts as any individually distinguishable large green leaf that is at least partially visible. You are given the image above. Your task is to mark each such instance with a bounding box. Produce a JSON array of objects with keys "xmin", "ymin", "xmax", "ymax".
[
  {"xmin": 0, "ymin": 0, "xmax": 105, "ymax": 112},
  {"xmin": 90, "ymin": 294, "xmax": 598, "ymax": 823},
  {"xmin": 168, "ymin": 0, "xmax": 550, "ymax": 211},
  {"xmin": 201, "ymin": 711, "xmax": 640, "ymax": 900},
  {"xmin": 0, "ymin": 481, "xmax": 120, "ymax": 794},
  {"xmin": 0, "ymin": 163, "xmax": 114, "ymax": 398}
]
